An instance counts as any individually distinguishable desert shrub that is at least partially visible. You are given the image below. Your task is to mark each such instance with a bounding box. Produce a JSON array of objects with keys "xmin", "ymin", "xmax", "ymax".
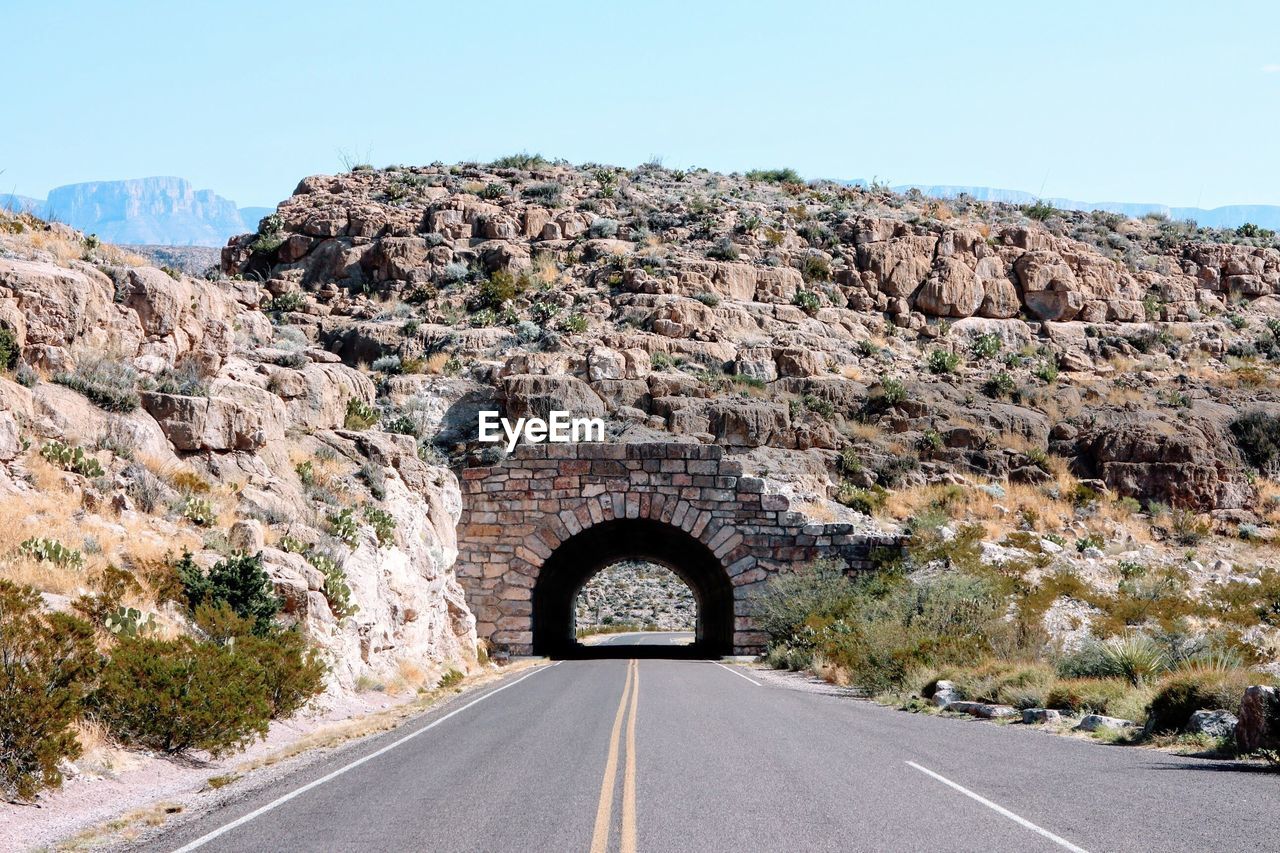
[
  {"xmin": 969, "ymin": 333, "xmax": 1002, "ymax": 360},
  {"xmin": 39, "ymin": 440, "xmax": 104, "ymax": 477},
  {"xmin": 1230, "ymin": 410, "xmax": 1280, "ymax": 471},
  {"xmin": 178, "ymin": 551, "xmax": 280, "ymax": 636},
  {"xmin": 692, "ymin": 292, "xmax": 720, "ymax": 307},
  {"xmin": 588, "ymin": 217, "xmax": 618, "ymax": 238},
  {"xmin": 0, "ymin": 581, "xmax": 99, "ymax": 800},
  {"xmin": 0, "ymin": 327, "xmax": 20, "ymax": 372},
  {"xmin": 476, "ymin": 270, "xmax": 523, "ymax": 309},
  {"xmin": 490, "ymin": 152, "xmax": 547, "ymax": 170},
  {"xmin": 371, "ymin": 354, "xmax": 402, "ymax": 375},
  {"xmin": 344, "ymin": 398, "xmax": 378, "ymax": 430},
  {"xmin": 438, "ymin": 668, "xmax": 465, "ymax": 689},
  {"xmin": 53, "ymin": 355, "xmax": 140, "ymax": 412},
  {"xmin": 1144, "ymin": 669, "xmax": 1262, "ymax": 733},
  {"xmin": 943, "ymin": 661, "xmax": 1057, "ymax": 709},
  {"xmin": 792, "ymin": 289, "xmax": 821, "ymax": 313},
  {"xmin": 1022, "ymin": 199, "xmax": 1057, "ymax": 221},
  {"xmin": 234, "ymin": 628, "xmax": 327, "ymax": 719},
  {"xmin": 756, "ymin": 559, "xmax": 860, "ymax": 647},
  {"xmin": 926, "ymin": 348, "xmax": 961, "ymax": 374},
  {"xmin": 1044, "ymin": 677, "xmax": 1134, "ymax": 715},
  {"xmin": 799, "ymin": 255, "xmax": 831, "ymax": 282},
  {"xmin": 835, "ymin": 482, "xmax": 887, "ymax": 515},
  {"xmin": 763, "ymin": 644, "xmax": 813, "ymax": 671},
  {"xmin": 983, "ymin": 371, "xmax": 1016, "ymax": 398},
  {"xmin": 1070, "ymin": 634, "xmax": 1169, "ymax": 686},
  {"xmin": 745, "ymin": 168, "xmax": 802, "ymax": 184},
  {"xmin": 92, "ymin": 634, "xmax": 271, "ymax": 756},
  {"xmin": 1032, "ymin": 359, "xmax": 1059, "ymax": 383},
  {"xmin": 1208, "ymin": 568, "xmax": 1280, "ymax": 629},
  {"xmin": 521, "ymin": 182, "xmax": 562, "ymax": 205},
  {"xmin": 1169, "ymin": 509, "xmax": 1210, "ymax": 545},
  {"xmin": 706, "ymin": 237, "xmax": 739, "ymax": 261}
]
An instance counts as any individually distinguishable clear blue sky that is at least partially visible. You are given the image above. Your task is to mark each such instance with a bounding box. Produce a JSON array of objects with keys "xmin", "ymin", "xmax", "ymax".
[{"xmin": 3, "ymin": 1, "xmax": 1278, "ymax": 209}]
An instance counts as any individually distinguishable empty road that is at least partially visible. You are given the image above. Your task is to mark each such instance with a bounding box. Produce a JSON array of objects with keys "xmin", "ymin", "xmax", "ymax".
[{"xmin": 146, "ymin": 633, "xmax": 1276, "ymax": 852}]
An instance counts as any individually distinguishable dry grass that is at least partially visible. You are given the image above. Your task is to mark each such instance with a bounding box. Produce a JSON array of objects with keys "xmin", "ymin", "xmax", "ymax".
[
  {"xmin": 847, "ymin": 421, "xmax": 884, "ymax": 442},
  {"xmin": 423, "ymin": 352, "xmax": 452, "ymax": 375}
]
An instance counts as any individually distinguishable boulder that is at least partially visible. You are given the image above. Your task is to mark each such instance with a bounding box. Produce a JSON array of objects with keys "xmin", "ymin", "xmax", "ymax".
[
  {"xmin": 930, "ymin": 679, "xmax": 960, "ymax": 708},
  {"xmin": 945, "ymin": 701, "xmax": 1018, "ymax": 719},
  {"xmin": 1235, "ymin": 685, "xmax": 1278, "ymax": 752},
  {"xmin": 499, "ymin": 374, "xmax": 606, "ymax": 420},
  {"xmin": 1075, "ymin": 714, "xmax": 1135, "ymax": 732},
  {"xmin": 1022, "ymin": 708, "xmax": 1062, "ymax": 724},
  {"xmin": 915, "ymin": 257, "xmax": 983, "ymax": 318},
  {"xmin": 1182, "ymin": 709, "xmax": 1238, "ymax": 739}
]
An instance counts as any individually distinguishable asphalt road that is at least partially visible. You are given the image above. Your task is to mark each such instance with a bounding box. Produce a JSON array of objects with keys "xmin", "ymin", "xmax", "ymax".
[{"xmin": 145, "ymin": 633, "xmax": 1277, "ymax": 853}]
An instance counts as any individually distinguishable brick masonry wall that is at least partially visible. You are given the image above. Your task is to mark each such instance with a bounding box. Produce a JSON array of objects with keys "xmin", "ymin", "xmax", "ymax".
[{"xmin": 455, "ymin": 441, "xmax": 900, "ymax": 655}]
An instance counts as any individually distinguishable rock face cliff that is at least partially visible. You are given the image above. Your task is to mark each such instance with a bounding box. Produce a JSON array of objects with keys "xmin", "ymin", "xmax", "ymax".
[
  {"xmin": 43, "ymin": 177, "xmax": 250, "ymax": 247},
  {"xmin": 0, "ymin": 212, "xmax": 478, "ymax": 692}
]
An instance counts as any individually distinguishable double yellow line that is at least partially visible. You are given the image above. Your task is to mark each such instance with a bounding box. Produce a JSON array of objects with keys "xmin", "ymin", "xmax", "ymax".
[{"xmin": 590, "ymin": 659, "xmax": 638, "ymax": 853}]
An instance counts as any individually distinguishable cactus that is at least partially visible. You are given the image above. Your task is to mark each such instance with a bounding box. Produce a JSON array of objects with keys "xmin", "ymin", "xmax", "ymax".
[
  {"xmin": 39, "ymin": 440, "xmax": 105, "ymax": 477},
  {"xmin": 327, "ymin": 507, "xmax": 359, "ymax": 546},
  {"xmin": 308, "ymin": 551, "xmax": 357, "ymax": 619},
  {"xmin": 104, "ymin": 605, "xmax": 155, "ymax": 637},
  {"xmin": 18, "ymin": 537, "xmax": 84, "ymax": 567},
  {"xmin": 182, "ymin": 496, "xmax": 216, "ymax": 527}
]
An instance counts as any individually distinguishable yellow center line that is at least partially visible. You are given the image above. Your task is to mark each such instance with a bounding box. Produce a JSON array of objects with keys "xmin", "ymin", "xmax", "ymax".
[
  {"xmin": 590, "ymin": 659, "xmax": 635, "ymax": 853},
  {"xmin": 620, "ymin": 659, "xmax": 639, "ymax": 853}
]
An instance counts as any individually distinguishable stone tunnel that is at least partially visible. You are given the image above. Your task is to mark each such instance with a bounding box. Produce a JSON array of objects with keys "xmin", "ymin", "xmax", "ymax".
[{"xmin": 456, "ymin": 442, "xmax": 899, "ymax": 656}]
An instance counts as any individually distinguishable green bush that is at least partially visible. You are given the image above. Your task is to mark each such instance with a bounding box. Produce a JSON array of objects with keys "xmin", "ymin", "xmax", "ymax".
[
  {"xmin": 792, "ymin": 289, "xmax": 821, "ymax": 313},
  {"xmin": 926, "ymin": 348, "xmax": 961, "ymax": 374},
  {"xmin": 0, "ymin": 327, "xmax": 20, "ymax": 372},
  {"xmin": 1144, "ymin": 669, "xmax": 1261, "ymax": 733},
  {"xmin": 92, "ymin": 634, "xmax": 271, "ymax": 756},
  {"xmin": 0, "ymin": 581, "xmax": 99, "ymax": 800},
  {"xmin": 745, "ymin": 168, "xmax": 802, "ymax": 184},
  {"xmin": 178, "ymin": 550, "xmax": 280, "ymax": 636},
  {"xmin": 968, "ymin": 333, "xmax": 1002, "ymax": 360},
  {"xmin": 344, "ymin": 398, "xmax": 378, "ymax": 430},
  {"xmin": 1230, "ymin": 410, "xmax": 1280, "ymax": 470},
  {"xmin": 234, "ymin": 628, "xmax": 327, "ymax": 719}
]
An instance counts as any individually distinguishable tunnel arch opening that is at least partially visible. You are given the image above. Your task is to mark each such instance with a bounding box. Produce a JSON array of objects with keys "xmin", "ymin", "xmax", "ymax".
[
  {"xmin": 532, "ymin": 518, "xmax": 735, "ymax": 657},
  {"xmin": 574, "ymin": 560, "xmax": 696, "ymax": 640}
]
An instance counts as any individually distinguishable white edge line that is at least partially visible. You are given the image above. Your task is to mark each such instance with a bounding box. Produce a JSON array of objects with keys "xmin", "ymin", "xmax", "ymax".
[
  {"xmin": 712, "ymin": 661, "xmax": 762, "ymax": 686},
  {"xmin": 171, "ymin": 661, "xmax": 561, "ymax": 852},
  {"xmin": 906, "ymin": 761, "xmax": 1089, "ymax": 853}
]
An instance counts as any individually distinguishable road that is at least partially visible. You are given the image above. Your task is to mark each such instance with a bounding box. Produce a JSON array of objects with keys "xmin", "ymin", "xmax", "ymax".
[{"xmin": 146, "ymin": 633, "xmax": 1277, "ymax": 853}]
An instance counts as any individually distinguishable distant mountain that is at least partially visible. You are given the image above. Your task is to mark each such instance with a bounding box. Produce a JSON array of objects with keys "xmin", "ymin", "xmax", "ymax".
[
  {"xmin": 851, "ymin": 182, "xmax": 1280, "ymax": 230},
  {"xmin": 5, "ymin": 178, "xmax": 267, "ymax": 247}
]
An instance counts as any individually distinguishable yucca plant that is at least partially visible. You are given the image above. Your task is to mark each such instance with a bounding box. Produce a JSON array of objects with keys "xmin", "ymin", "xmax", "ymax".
[{"xmin": 1098, "ymin": 633, "xmax": 1168, "ymax": 686}]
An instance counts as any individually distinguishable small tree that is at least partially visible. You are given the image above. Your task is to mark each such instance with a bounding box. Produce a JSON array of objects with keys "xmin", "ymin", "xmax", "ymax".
[
  {"xmin": 0, "ymin": 581, "xmax": 100, "ymax": 800},
  {"xmin": 179, "ymin": 551, "xmax": 281, "ymax": 636}
]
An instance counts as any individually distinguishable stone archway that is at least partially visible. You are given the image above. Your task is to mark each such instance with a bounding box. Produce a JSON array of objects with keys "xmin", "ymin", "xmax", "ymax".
[
  {"xmin": 455, "ymin": 442, "xmax": 898, "ymax": 656},
  {"xmin": 533, "ymin": 517, "xmax": 735, "ymax": 656}
]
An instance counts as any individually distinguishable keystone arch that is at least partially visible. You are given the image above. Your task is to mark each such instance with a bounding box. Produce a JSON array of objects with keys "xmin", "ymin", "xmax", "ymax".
[{"xmin": 455, "ymin": 442, "xmax": 899, "ymax": 656}]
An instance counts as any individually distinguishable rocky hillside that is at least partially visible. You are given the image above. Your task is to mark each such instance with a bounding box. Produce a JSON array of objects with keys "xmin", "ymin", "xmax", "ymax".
[
  {"xmin": 211, "ymin": 155, "xmax": 1280, "ymax": 661},
  {"xmin": 0, "ymin": 210, "xmax": 479, "ymax": 697},
  {"xmin": 576, "ymin": 561, "xmax": 695, "ymax": 632}
]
